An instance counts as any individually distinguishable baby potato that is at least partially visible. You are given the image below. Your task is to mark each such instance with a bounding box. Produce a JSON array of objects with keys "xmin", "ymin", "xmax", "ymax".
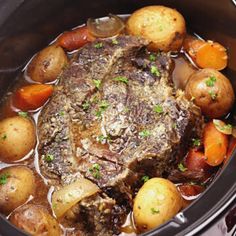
[
  {"xmin": 0, "ymin": 116, "xmax": 36, "ymax": 162},
  {"xmin": 10, "ymin": 204, "xmax": 61, "ymax": 236},
  {"xmin": 126, "ymin": 5, "xmax": 186, "ymax": 52},
  {"xmin": 133, "ymin": 178, "xmax": 182, "ymax": 232},
  {"xmin": 0, "ymin": 166, "xmax": 35, "ymax": 215},
  {"xmin": 185, "ymin": 68, "xmax": 235, "ymax": 118},
  {"xmin": 27, "ymin": 44, "xmax": 68, "ymax": 83}
]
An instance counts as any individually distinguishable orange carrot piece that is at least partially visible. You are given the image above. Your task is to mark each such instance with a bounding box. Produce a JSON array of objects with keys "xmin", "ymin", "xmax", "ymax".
[
  {"xmin": 14, "ymin": 84, "xmax": 53, "ymax": 110},
  {"xmin": 195, "ymin": 41, "xmax": 228, "ymax": 70},
  {"xmin": 57, "ymin": 26, "xmax": 95, "ymax": 51},
  {"xmin": 203, "ymin": 121, "xmax": 229, "ymax": 166}
]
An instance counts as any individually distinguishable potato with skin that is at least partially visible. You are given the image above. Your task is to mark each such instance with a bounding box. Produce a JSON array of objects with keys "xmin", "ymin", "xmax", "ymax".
[
  {"xmin": 0, "ymin": 116, "xmax": 36, "ymax": 162},
  {"xmin": 185, "ymin": 68, "xmax": 235, "ymax": 118},
  {"xmin": 0, "ymin": 166, "xmax": 35, "ymax": 215},
  {"xmin": 10, "ymin": 204, "xmax": 61, "ymax": 236},
  {"xmin": 27, "ymin": 44, "xmax": 68, "ymax": 83},
  {"xmin": 126, "ymin": 6, "xmax": 186, "ymax": 52},
  {"xmin": 133, "ymin": 178, "xmax": 183, "ymax": 232}
]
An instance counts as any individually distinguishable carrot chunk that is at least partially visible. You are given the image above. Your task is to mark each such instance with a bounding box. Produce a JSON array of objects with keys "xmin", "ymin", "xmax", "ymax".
[
  {"xmin": 195, "ymin": 41, "xmax": 228, "ymax": 70},
  {"xmin": 203, "ymin": 121, "xmax": 228, "ymax": 166},
  {"xmin": 183, "ymin": 36, "xmax": 228, "ymax": 70},
  {"xmin": 14, "ymin": 84, "xmax": 53, "ymax": 110}
]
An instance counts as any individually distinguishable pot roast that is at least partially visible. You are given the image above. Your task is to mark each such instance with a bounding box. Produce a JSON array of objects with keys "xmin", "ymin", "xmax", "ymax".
[{"xmin": 37, "ymin": 36, "xmax": 203, "ymax": 235}]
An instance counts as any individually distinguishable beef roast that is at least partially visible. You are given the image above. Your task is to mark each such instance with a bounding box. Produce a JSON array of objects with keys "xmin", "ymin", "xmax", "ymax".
[{"xmin": 38, "ymin": 35, "xmax": 203, "ymax": 235}]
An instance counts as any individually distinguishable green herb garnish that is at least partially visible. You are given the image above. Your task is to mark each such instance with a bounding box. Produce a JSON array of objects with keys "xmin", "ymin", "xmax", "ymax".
[
  {"xmin": 82, "ymin": 101, "xmax": 90, "ymax": 110},
  {"xmin": 94, "ymin": 42, "xmax": 103, "ymax": 49},
  {"xmin": 95, "ymin": 100, "xmax": 109, "ymax": 118},
  {"xmin": 44, "ymin": 154, "xmax": 54, "ymax": 162},
  {"xmin": 93, "ymin": 79, "xmax": 102, "ymax": 89},
  {"xmin": 1, "ymin": 134, "xmax": 7, "ymax": 140},
  {"xmin": 178, "ymin": 163, "xmax": 187, "ymax": 172},
  {"xmin": 151, "ymin": 208, "xmax": 160, "ymax": 214},
  {"xmin": 139, "ymin": 130, "xmax": 151, "ymax": 138},
  {"xmin": 0, "ymin": 173, "xmax": 10, "ymax": 185},
  {"xmin": 97, "ymin": 134, "xmax": 110, "ymax": 143},
  {"xmin": 141, "ymin": 175, "xmax": 150, "ymax": 183},
  {"xmin": 153, "ymin": 105, "xmax": 163, "ymax": 114},
  {"xmin": 59, "ymin": 111, "xmax": 65, "ymax": 116},
  {"xmin": 192, "ymin": 138, "xmax": 201, "ymax": 147},
  {"xmin": 18, "ymin": 111, "xmax": 28, "ymax": 118},
  {"xmin": 149, "ymin": 54, "xmax": 156, "ymax": 62},
  {"xmin": 150, "ymin": 65, "xmax": 160, "ymax": 77},
  {"xmin": 112, "ymin": 39, "xmax": 118, "ymax": 45},
  {"xmin": 113, "ymin": 76, "xmax": 129, "ymax": 84},
  {"xmin": 205, "ymin": 76, "xmax": 217, "ymax": 87},
  {"xmin": 208, "ymin": 91, "xmax": 217, "ymax": 100},
  {"xmin": 89, "ymin": 163, "xmax": 101, "ymax": 179}
]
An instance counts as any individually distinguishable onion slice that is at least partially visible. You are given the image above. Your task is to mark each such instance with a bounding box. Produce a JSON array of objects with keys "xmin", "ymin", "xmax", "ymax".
[
  {"xmin": 87, "ymin": 14, "xmax": 125, "ymax": 38},
  {"xmin": 52, "ymin": 178, "xmax": 99, "ymax": 218},
  {"xmin": 213, "ymin": 119, "xmax": 232, "ymax": 135}
]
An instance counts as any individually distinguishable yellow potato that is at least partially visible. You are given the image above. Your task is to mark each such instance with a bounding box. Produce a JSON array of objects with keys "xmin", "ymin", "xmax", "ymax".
[
  {"xmin": 126, "ymin": 6, "xmax": 186, "ymax": 52},
  {"xmin": 10, "ymin": 204, "xmax": 61, "ymax": 236},
  {"xmin": 0, "ymin": 116, "xmax": 36, "ymax": 162},
  {"xmin": 27, "ymin": 44, "xmax": 68, "ymax": 83},
  {"xmin": 133, "ymin": 178, "xmax": 183, "ymax": 232},
  {"xmin": 0, "ymin": 166, "xmax": 35, "ymax": 215},
  {"xmin": 185, "ymin": 68, "xmax": 235, "ymax": 118}
]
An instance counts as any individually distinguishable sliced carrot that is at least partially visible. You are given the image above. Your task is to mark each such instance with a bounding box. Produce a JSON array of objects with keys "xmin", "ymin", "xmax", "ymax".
[
  {"xmin": 203, "ymin": 121, "xmax": 229, "ymax": 166},
  {"xmin": 185, "ymin": 148, "xmax": 211, "ymax": 172},
  {"xmin": 224, "ymin": 137, "xmax": 236, "ymax": 164},
  {"xmin": 57, "ymin": 26, "xmax": 95, "ymax": 51},
  {"xmin": 14, "ymin": 84, "xmax": 53, "ymax": 110},
  {"xmin": 183, "ymin": 35, "xmax": 228, "ymax": 71},
  {"xmin": 195, "ymin": 41, "xmax": 228, "ymax": 70}
]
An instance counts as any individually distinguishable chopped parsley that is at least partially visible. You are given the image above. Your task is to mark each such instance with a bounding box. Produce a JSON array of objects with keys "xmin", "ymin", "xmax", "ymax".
[
  {"xmin": 172, "ymin": 123, "xmax": 177, "ymax": 129},
  {"xmin": 1, "ymin": 134, "xmax": 7, "ymax": 140},
  {"xmin": 139, "ymin": 130, "xmax": 151, "ymax": 138},
  {"xmin": 94, "ymin": 42, "xmax": 103, "ymax": 49},
  {"xmin": 93, "ymin": 79, "xmax": 102, "ymax": 89},
  {"xmin": 151, "ymin": 208, "xmax": 160, "ymax": 214},
  {"xmin": 0, "ymin": 173, "xmax": 10, "ymax": 185},
  {"xmin": 44, "ymin": 154, "xmax": 54, "ymax": 162},
  {"xmin": 59, "ymin": 111, "xmax": 65, "ymax": 116},
  {"xmin": 159, "ymin": 25, "xmax": 163, "ymax": 31},
  {"xmin": 82, "ymin": 101, "xmax": 90, "ymax": 110},
  {"xmin": 189, "ymin": 181, "xmax": 197, "ymax": 186},
  {"xmin": 178, "ymin": 163, "xmax": 187, "ymax": 172},
  {"xmin": 97, "ymin": 134, "xmax": 110, "ymax": 143},
  {"xmin": 149, "ymin": 54, "xmax": 156, "ymax": 62},
  {"xmin": 141, "ymin": 175, "xmax": 150, "ymax": 183},
  {"xmin": 150, "ymin": 65, "xmax": 160, "ymax": 77},
  {"xmin": 95, "ymin": 100, "xmax": 109, "ymax": 118},
  {"xmin": 89, "ymin": 163, "xmax": 101, "ymax": 179},
  {"xmin": 112, "ymin": 39, "xmax": 118, "ymax": 45},
  {"xmin": 205, "ymin": 76, "xmax": 217, "ymax": 87},
  {"xmin": 192, "ymin": 138, "xmax": 201, "ymax": 147},
  {"xmin": 113, "ymin": 76, "xmax": 129, "ymax": 84},
  {"xmin": 208, "ymin": 91, "xmax": 217, "ymax": 100},
  {"xmin": 18, "ymin": 111, "xmax": 28, "ymax": 118},
  {"xmin": 153, "ymin": 105, "xmax": 163, "ymax": 114}
]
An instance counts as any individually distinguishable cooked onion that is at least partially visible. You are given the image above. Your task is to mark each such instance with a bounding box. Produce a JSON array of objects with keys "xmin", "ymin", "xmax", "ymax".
[
  {"xmin": 213, "ymin": 119, "xmax": 232, "ymax": 135},
  {"xmin": 52, "ymin": 178, "xmax": 99, "ymax": 218},
  {"xmin": 87, "ymin": 14, "xmax": 125, "ymax": 38}
]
